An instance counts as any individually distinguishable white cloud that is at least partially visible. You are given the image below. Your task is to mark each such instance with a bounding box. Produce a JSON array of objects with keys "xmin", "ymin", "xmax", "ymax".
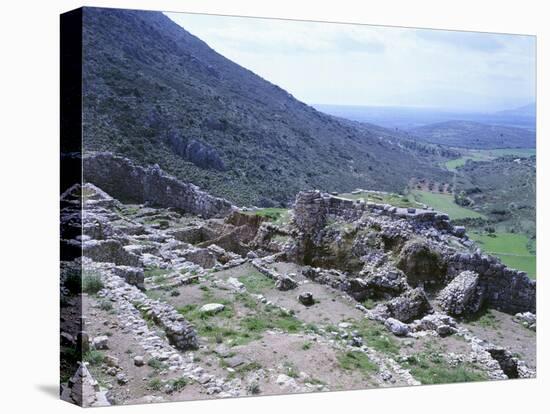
[{"xmin": 165, "ymin": 12, "xmax": 535, "ymax": 111}]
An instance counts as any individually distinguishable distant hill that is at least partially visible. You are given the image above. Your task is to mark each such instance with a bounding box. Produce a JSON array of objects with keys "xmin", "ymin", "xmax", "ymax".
[
  {"xmin": 314, "ymin": 104, "xmax": 536, "ymax": 131},
  {"xmin": 409, "ymin": 121, "xmax": 536, "ymax": 149},
  {"xmin": 82, "ymin": 8, "xmax": 447, "ymax": 206},
  {"xmin": 495, "ymin": 103, "xmax": 536, "ymax": 118}
]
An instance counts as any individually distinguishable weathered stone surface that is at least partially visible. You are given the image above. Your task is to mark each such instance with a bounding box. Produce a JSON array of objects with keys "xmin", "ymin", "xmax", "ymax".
[
  {"xmin": 113, "ymin": 265, "xmax": 145, "ymax": 290},
  {"xmin": 413, "ymin": 312, "xmax": 457, "ymax": 336},
  {"xmin": 200, "ymin": 303, "xmax": 225, "ymax": 314},
  {"xmin": 384, "ymin": 317, "xmax": 410, "ymax": 336},
  {"xmin": 298, "ymin": 292, "xmax": 314, "ymax": 306},
  {"xmin": 133, "ymin": 356, "xmax": 144, "ymax": 367},
  {"xmin": 275, "ymin": 274, "xmax": 298, "ymax": 291},
  {"xmin": 60, "ymin": 362, "xmax": 110, "ymax": 407},
  {"xmin": 437, "ymin": 270, "xmax": 484, "ymax": 316},
  {"xmin": 397, "ymin": 240, "xmax": 446, "ymax": 288},
  {"xmin": 82, "ymin": 239, "xmax": 140, "ymax": 267},
  {"xmin": 446, "ymin": 252, "xmax": 535, "ymax": 314},
  {"xmin": 92, "ymin": 335, "xmax": 109, "ymax": 350},
  {"xmin": 83, "ymin": 152, "xmax": 235, "ymax": 218},
  {"xmin": 514, "ymin": 312, "xmax": 536, "ymax": 331},
  {"xmin": 182, "ymin": 247, "xmax": 217, "ymax": 269},
  {"xmin": 385, "ymin": 288, "xmax": 432, "ymax": 323}
]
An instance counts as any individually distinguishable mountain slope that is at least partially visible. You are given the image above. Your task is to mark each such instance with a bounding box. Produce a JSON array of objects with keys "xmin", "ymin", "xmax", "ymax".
[
  {"xmin": 82, "ymin": 8, "xmax": 447, "ymax": 206},
  {"xmin": 409, "ymin": 121, "xmax": 535, "ymax": 149}
]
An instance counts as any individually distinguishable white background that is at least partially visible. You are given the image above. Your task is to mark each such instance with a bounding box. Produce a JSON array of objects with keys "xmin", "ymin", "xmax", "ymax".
[{"xmin": 0, "ymin": 0, "xmax": 547, "ymax": 412}]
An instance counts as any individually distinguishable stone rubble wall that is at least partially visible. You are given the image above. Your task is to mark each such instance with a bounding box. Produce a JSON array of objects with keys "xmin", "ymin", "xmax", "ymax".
[
  {"xmin": 293, "ymin": 191, "xmax": 536, "ymax": 315},
  {"xmin": 83, "ymin": 152, "xmax": 235, "ymax": 219},
  {"xmin": 293, "ymin": 190, "xmax": 453, "ymax": 235},
  {"xmin": 446, "ymin": 252, "xmax": 536, "ymax": 314}
]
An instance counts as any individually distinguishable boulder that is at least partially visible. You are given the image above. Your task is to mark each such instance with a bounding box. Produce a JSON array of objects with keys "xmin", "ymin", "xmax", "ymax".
[
  {"xmin": 298, "ymin": 292, "xmax": 314, "ymax": 306},
  {"xmin": 386, "ymin": 288, "xmax": 432, "ymax": 322},
  {"xmin": 414, "ymin": 312, "xmax": 458, "ymax": 336},
  {"xmin": 437, "ymin": 271, "xmax": 484, "ymax": 316},
  {"xmin": 276, "ymin": 274, "xmax": 298, "ymax": 291},
  {"xmin": 113, "ymin": 265, "xmax": 145, "ymax": 290},
  {"xmin": 200, "ymin": 303, "xmax": 225, "ymax": 314},
  {"xmin": 133, "ymin": 356, "xmax": 144, "ymax": 367},
  {"xmin": 384, "ymin": 317, "xmax": 410, "ymax": 336},
  {"xmin": 514, "ymin": 312, "xmax": 536, "ymax": 331},
  {"xmin": 91, "ymin": 335, "xmax": 109, "ymax": 350}
]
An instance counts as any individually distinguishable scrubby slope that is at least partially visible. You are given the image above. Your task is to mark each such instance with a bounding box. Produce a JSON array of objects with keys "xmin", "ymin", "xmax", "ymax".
[{"xmin": 82, "ymin": 8, "xmax": 446, "ymax": 206}]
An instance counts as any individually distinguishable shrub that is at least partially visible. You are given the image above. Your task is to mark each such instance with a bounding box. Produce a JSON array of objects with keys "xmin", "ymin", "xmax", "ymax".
[{"xmin": 82, "ymin": 271, "xmax": 104, "ymax": 295}]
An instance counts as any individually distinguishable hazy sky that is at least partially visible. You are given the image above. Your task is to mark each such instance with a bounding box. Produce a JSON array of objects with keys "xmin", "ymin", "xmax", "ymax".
[{"xmin": 166, "ymin": 12, "xmax": 536, "ymax": 112}]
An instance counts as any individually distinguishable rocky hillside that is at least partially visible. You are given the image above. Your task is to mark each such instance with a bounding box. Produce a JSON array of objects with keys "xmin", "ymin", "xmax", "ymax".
[
  {"xmin": 410, "ymin": 120, "xmax": 536, "ymax": 149},
  {"xmin": 82, "ymin": 8, "xmax": 447, "ymax": 207}
]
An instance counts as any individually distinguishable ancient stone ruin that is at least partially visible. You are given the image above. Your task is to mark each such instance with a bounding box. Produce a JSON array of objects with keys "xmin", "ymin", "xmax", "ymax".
[{"xmin": 60, "ymin": 167, "xmax": 536, "ymax": 406}]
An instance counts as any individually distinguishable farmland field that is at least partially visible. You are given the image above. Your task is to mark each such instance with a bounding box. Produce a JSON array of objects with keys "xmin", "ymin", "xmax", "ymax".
[
  {"xmin": 470, "ymin": 232, "xmax": 536, "ymax": 279},
  {"xmin": 443, "ymin": 148, "xmax": 536, "ymax": 171},
  {"xmin": 411, "ymin": 190, "xmax": 486, "ymax": 220}
]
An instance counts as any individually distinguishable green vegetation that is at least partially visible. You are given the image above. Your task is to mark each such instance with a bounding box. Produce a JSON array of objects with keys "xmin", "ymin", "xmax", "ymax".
[
  {"xmin": 177, "ymin": 299, "xmax": 302, "ymax": 347},
  {"xmin": 339, "ymin": 191, "xmax": 422, "ymax": 208},
  {"xmin": 470, "ymin": 232, "xmax": 536, "ymax": 278},
  {"xmin": 147, "ymin": 378, "xmax": 163, "ymax": 391},
  {"xmin": 445, "ymin": 148, "xmax": 536, "ymax": 170},
  {"xmin": 301, "ymin": 341, "xmax": 313, "ymax": 351},
  {"xmin": 147, "ymin": 358, "xmax": 167, "ymax": 371},
  {"xmin": 82, "ymin": 270, "xmax": 104, "ymax": 295},
  {"xmin": 337, "ymin": 351, "xmax": 378, "ymax": 377},
  {"xmin": 169, "ymin": 377, "xmax": 187, "ymax": 392},
  {"xmin": 238, "ymin": 271, "xmax": 275, "ymax": 294},
  {"xmin": 243, "ymin": 208, "xmax": 290, "ymax": 225},
  {"xmin": 351, "ymin": 319, "xmax": 400, "ymax": 355},
  {"xmin": 411, "ymin": 190, "xmax": 486, "ymax": 220},
  {"xmin": 83, "ymin": 350, "xmax": 104, "ymax": 366},
  {"xmin": 63, "ymin": 266, "xmax": 82, "ymax": 294},
  {"xmin": 403, "ymin": 352, "xmax": 486, "ymax": 385},
  {"xmin": 466, "ymin": 307, "xmax": 500, "ymax": 329}
]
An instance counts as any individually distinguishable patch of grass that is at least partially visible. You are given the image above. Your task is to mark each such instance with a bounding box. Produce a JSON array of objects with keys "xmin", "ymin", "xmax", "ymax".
[
  {"xmin": 301, "ymin": 341, "xmax": 312, "ymax": 351},
  {"xmin": 237, "ymin": 272, "xmax": 275, "ymax": 294},
  {"xmin": 83, "ymin": 350, "xmax": 104, "ymax": 366},
  {"xmin": 337, "ymin": 351, "xmax": 378, "ymax": 377},
  {"xmin": 147, "ymin": 358, "xmax": 167, "ymax": 371},
  {"xmin": 403, "ymin": 353, "xmax": 486, "ymax": 385},
  {"xmin": 144, "ymin": 266, "xmax": 171, "ymax": 278},
  {"xmin": 412, "ymin": 190, "xmax": 486, "ymax": 220},
  {"xmin": 468, "ymin": 307, "xmax": 500, "ymax": 329},
  {"xmin": 147, "ymin": 377, "xmax": 163, "ymax": 391},
  {"xmin": 82, "ymin": 270, "xmax": 104, "ymax": 295},
  {"xmin": 352, "ymin": 319, "xmax": 400, "ymax": 355},
  {"xmin": 243, "ymin": 208, "xmax": 290, "ymax": 225},
  {"xmin": 237, "ymin": 361, "xmax": 263, "ymax": 374},
  {"xmin": 470, "ymin": 232, "xmax": 535, "ymax": 278},
  {"xmin": 169, "ymin": 377, "xmax": 187, "ymax": 392}
]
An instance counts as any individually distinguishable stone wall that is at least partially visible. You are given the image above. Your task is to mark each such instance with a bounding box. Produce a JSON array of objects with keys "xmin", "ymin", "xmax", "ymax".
[
  {"xmin": 83, "ymin": 152, "xmax": 235, "ymax": 218},
  {"xmin": 293, "ymin": 191, "xmax": 536, "ymax": 315},
  {"xmin": 293, "ymin": 190, "xmax": 453, "ymax": 234},
  {"xmin": 446, "ymin": 252, "xmax": 536, "ymax": 314}
]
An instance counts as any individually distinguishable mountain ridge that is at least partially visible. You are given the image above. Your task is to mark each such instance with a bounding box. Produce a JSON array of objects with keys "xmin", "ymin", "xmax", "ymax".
[{"xmin": 82, "ymin": 8, "xmax": 447, "ymax": 206}]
